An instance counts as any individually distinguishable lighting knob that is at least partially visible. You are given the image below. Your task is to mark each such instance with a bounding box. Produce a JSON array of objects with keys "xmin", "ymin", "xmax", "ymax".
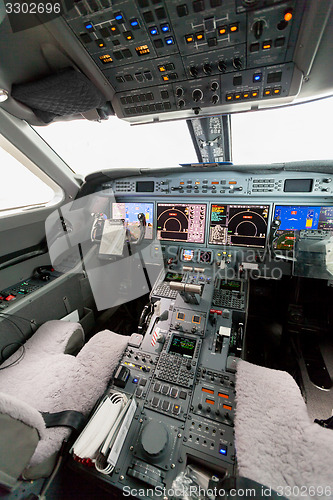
[
  {"xmin": 203, "ymin": 63, "xmax": 212, "ymax": 75},
  {"xmin": 192, "ymin": 89, "xmax": 203, "ymax": 102},
  {"xmin": 211, "ymin": 81, "xmax": 219, "ymax": 91},
  {"xmin": 189, "ymin": 66, "xmax": 198, "ymax": 77},
  {"xmin": 198, "ymin": 403, "xmax": 203, "ymax": 410},
  {"xmin": 218, "ymin": 60, "xmax": 226, "ymax": 73},
  {"xmin": 211, "ymin": 94, "xmax": 219, "ymax": 104},
  {"xmin": 176, "ymin": 87, "xmax": 184, "ymax": 97},
  {"xmin": 233, "ymin": 57, "xmax": 242, "ymax": 70}
]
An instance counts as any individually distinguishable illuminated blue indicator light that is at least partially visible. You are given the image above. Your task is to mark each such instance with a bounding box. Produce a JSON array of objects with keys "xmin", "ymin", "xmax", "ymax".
[
  {"xmin": 161, "ymin": 24, "xmax": 170, "ymax": 32},
  {"xmin": 115, "ymin": 14, "xmax": 123, "ymax": 21},
  {"xmin": 219, "ymin": 447, "xmax": 227, "ymax": 455},
  {"xmin": 131, "ymin": 20, "xmax": 139, "ymax": 27},
  {"xmin": 254, "ymin": 73, "xmax": 262, "ymax": 82},
  {"xmin": 85, "ymin": 23, "xmax": 93, "ymax": 29},
  {"xmin": 165, "ymin": 37, "xmax": 174, "ymax": 45},
  {"xmin": 133, "ymin": 378, "xmax": 138, "ymax": 384},
  {"xmin": 150, "ymin": 27, "xmax": 158, "ymax": 35}
]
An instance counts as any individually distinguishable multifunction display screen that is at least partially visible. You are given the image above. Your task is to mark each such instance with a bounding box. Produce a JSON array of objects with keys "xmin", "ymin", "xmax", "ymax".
[
  {"xmin": 111, "ymin": 202, "xmax": 154, "ymax": 239},
  {"xmin": 274, "ymin": 206, "xmax": 333, "ymax": 231},
  {"xmin": 164, "ymin": 272, "xmax": 183, "ymax": 282},
  {"xmin": 157, "ymin": 203, "xmax": 206, "ymax": 243},
  {"xmin": 209, "ymin": 205, "xmax": 269, "ymax": 248},
  {"xmin": 168, "ymin": 335, "xmax": 197, "ymax": 359}
]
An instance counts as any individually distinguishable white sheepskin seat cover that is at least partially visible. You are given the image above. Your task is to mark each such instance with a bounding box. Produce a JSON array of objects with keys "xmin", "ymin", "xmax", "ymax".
[
  {"xmin": 0, "ymin": 329, "xmax": 128, "ymax": 467},
  {"xmin": 235, "ymin": 360, "xmax": 333, "ymax": 499}
]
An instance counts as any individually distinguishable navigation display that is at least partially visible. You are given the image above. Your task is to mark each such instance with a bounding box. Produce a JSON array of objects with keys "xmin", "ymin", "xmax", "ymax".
[
  {"xmin": 274, "ymin": 206, "xmax": 333, "ymax": 231},
  {"xmin": 168, "ymin": 335, "xmax": 197, "ymax": 359},
  {"xmin": 111, "ymin": 202, "xmax": 154, "ymax": 239},
  {"xmin": 157, "ymin": 203, "xmax": 206, "ymax": 243},
  {"xmin": 209, "ymin": 205, "xmax": 269, "ymax": 248}
]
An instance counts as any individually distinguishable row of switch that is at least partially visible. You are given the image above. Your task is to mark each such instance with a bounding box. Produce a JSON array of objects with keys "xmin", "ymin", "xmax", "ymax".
[
  {"xmin": 142, "ymin": 6, "xmax": 167, "ymax": 24},
  {"xmin": 120, "ymin": 89, "xmax": 168, "ymax": 104},
  {"xmin": 249, "ymin": 36, "xmax": 285, "ymax": 53},
  {"xmin": 176, "ymin": 0, "xmax": 222, "ymax": 17},
  {"xmin": 73, "ymin": 0, "xmax": 111, "ymax": 16},
  {"xmin": 184, "ymin": 22, "xmax": 239, "ymax": 46},
  {"xmin": 124, "ymin": 101, "xmax": 172, "ymax": 115},
  {"xmin": 153, "ymin": 382, "xmax": 187, "ymax": 399},
  {"xmin": 151, "ymin": 396, "xmax": 181, "ymax": 415},
  {"xmin": 232, "ymin": 71, "xmax": 282, "ymax": 87}
]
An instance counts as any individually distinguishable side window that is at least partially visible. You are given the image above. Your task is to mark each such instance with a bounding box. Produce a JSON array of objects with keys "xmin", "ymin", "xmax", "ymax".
[{"xmin": 0, "ymin": 141, "xmax": 61, "ymax": 213}]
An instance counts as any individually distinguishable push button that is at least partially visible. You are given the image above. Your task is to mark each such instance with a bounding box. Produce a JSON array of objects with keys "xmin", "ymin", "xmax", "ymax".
[
  {"xmin": 177, "ymin": 4, "xmax": 188, "ymax": 17},
  {"xmin": 173, "ymin": 404, "xmax": 181, "ymax": 415},
  {"xmin": 152, "ymin": 396, "xmax": 160, "ymax": 407},
  {"xmin": 162, "ymin": 400, "xmax": 170, "ymax": 411}
]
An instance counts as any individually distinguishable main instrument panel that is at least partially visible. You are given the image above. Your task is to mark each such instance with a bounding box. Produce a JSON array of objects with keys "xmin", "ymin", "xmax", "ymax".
[
  {"xmin": 60, "ymin": 0, "xmax": 326, "ymax": 123},
  {"xmin": 96, "ymin": 169, "xmax": 333, "ymax": 255}
]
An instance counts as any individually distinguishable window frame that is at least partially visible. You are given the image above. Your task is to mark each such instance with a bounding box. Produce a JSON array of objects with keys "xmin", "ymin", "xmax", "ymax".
[{"xmin": 0, "ymin": 133, "xmax": 64, "ymax": 217}]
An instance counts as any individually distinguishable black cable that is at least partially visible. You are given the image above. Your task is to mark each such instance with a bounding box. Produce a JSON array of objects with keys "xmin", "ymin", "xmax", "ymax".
[
  {"xmin": 0, "ymin": 311, "xmax": 34, "ymax": 326},
  {"xmin": 0, "ymin": 342, "xmax": 25, "ymax": 370},
  {"xmin": 0, "ymin": 314, "xmax": 28, "ymax": 369}
]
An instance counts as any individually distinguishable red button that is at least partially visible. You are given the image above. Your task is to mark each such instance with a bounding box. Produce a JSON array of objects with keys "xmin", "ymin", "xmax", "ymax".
[{"xmin": 5, "ymin": 295, "xmax": 16, "ymax": 301}]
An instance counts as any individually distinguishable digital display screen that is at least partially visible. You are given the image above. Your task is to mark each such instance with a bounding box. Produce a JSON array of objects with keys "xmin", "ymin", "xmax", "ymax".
[
  {"xmin": 209, "ymin": 205, "xmax": 269, "ymax": 248},
  {"xmin": 219, "ymin": 279, "xmax": 241, "ymax": 291},
  {"xmin": 181, "ymin": 249, "xmax": 195, "ymax": 261},
  {"xmin": 157, "ymin": 203, "xmax": 206, "ymax": 244},
  {"xmin": 318, "ymin": 207, "xmax": 333, "ymax": 231},
  {"xmin": 164, "ymin": 272, "xmax": 183, "ymax": 282},
  {"xmin": 274, "ymin": 206, "xmax": 321, "ymax": 230},
  {"xmin": 168, "ymin": 335, "xmax": 197, "ymax": 359},
  {"xmin": 136, "ymin": 181, "xmax": 154, "ymax": 192},
  {"xmin": 273, "ymin": 230, "xmax": 296, "ymax": 251},
  {"xmin": 284, "ymin": 179, "xmax": 313, "ymax": 192},
  {"xmin": 112, "ymin": 202, "xmax": 154, "ymax": 239}
]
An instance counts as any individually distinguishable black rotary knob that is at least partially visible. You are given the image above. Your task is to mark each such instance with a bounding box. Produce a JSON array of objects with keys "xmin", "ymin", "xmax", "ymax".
[
  {"xmin": 192, "ymin": 89, "xmax": 203, "ymax": 102},
  {"xmin": 218, "ymin": 60, "xmax": 226, "ymax": 73},
  {"xmin": 203, "ymin": 63, "xmax": 212, "ymax": 75},
  {"xmin": 189, "ymin": 66, "xmax": 198, "ymax": 77},
  {"xmin": 233, "ymin": 57, "xmax": 242, "ymax": 70},
  {"xmin": 141, "ymin": 421, "xmax": 168, "ymax": 457}
]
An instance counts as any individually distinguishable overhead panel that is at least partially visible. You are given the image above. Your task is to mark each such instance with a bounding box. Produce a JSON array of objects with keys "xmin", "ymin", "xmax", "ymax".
[{"xmin": 61, "ymin": 0, "xmax": 322, "ymax": 122}]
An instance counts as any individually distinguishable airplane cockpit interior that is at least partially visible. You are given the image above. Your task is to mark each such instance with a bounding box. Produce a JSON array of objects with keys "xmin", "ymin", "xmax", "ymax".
[{"xmin": 1, "ymin": 0, "xmax": 333, "ymax": 498}]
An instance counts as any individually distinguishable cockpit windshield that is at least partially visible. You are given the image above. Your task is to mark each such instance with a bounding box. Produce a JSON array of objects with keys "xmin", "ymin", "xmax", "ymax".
[{"xmin": 33, "ymin": 95, "xmax": 333, "ymax": 175}]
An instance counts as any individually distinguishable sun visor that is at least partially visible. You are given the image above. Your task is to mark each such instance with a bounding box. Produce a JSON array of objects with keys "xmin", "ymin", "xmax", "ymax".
[{"xmin": 11, "ymin": 68, "xmax": 111, "ymax": 124}]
